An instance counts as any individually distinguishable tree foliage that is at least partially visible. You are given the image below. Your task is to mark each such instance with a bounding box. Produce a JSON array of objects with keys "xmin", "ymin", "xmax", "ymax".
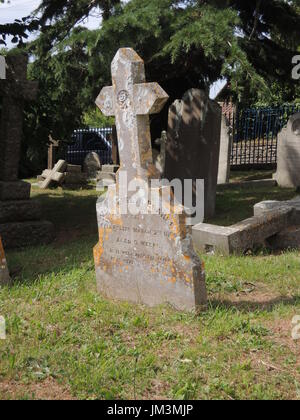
[{"xmin": 4, "ymin": 0, "xmax": 300, "ymax": 173}]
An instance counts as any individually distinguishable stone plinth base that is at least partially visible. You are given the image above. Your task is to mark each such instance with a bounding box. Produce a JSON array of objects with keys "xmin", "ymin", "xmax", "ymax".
[
  {"xmin": 0, "ymin": 180, "xmax": 31, "ymax": 201},
  {"xmin": 0, "ymin": 200, "xmax": 42, "ymax": 223},
  {"xmin": 0, "ymin": 220, "xmax": 54, "ymax": 249}
]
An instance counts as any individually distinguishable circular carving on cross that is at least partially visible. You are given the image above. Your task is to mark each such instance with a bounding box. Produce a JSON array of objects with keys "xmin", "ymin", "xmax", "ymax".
[
  {"xmin": 117, "ymin": 90, "xmax": 130, "ymax": 108},
  {"xmin": 292, "ymin": 118, "xmax": 300, "ymax": 136}
]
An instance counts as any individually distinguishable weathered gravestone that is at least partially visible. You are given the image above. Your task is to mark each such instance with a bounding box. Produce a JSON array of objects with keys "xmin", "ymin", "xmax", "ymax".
[
  {"xmin": 83, "ymin": 152, "xmax": 102, "ymax": 179},
  {"xmin": 165, "ymin": 89, "xmax": 222, "ymax": 220},
  {"xmin": 217, "ymin": 115, "xmax": 232, "ymax": 185},
  {"xmin": 0, "ymin": 235, "xmax": 10, "ymax": 286},
  {"xmin": 48, "ymin": 137, "xmax": 59, "ymax": 170},
  {"xmin": 153, "ymin": 131, "xmax": 167, "ymax": 176},
  {"xmin": 37, "ymin": 160, "xmax": 87, "ymax": 189},
  {"xmin": 93, "ymin": 48, "xmax": 207, "ymax": 312},
  {"xmin": 0, "ymin": 54, "xmax": 53, "ymax": 248},
  {"xmin": 274, "ymin": 113, "xmax": 300, "ymax": 188}
]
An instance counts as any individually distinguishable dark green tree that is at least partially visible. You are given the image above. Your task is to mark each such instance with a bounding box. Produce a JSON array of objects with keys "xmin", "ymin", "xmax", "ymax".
[
  {"xmin": 7, "ymin": 0, "xmax": 300, "ymax": 172},
  {"xmin": 33, "ymin": 0, "xmax": 300, "ymax": 103}
]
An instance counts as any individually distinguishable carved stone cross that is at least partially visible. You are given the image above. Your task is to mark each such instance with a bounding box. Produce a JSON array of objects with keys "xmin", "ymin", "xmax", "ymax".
[
  {"xmin": 96, "ymin": 48, "xmax": 168, "ymax": 181},
  {"xmin": 0, "ymin": 54, "xmax": 38, "ymax": 182}
]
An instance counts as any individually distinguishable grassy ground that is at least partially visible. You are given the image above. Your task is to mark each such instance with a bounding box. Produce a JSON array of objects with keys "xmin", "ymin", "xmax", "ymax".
[{"xmin": 0, "ymin": 173, "xmax": 300, "ymax": 400}]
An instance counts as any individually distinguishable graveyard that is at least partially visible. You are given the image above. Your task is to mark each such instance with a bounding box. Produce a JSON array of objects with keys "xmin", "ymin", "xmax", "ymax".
[
  {"xmin": 1, "ymin": 0, "xmax": 300, "ymax": 402},
  {"xmin": 0, "ymin": 177, "xmax": 299, "ymax": 399}
]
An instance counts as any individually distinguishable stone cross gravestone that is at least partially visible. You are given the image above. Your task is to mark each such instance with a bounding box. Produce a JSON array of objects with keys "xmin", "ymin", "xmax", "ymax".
[
  {"xmin": 0, "ymin": 235, "xmax": 10, "ymax": 286},
  {"xmin": 94, "ymin": 48, "xmax": 207, "ymax": 312},
  {"xmin": 39, "ymin": 160, "xmax": 67, "ymax": 189},
  {"xmin": 48, "ymin": 138, "xmax": 59, "ymax": 170},
  {"xmin": 165, "ymin": 89, "xmax": 222, "ymax": 219},
  {"xmin": 0, "ymin": 54, "xmax": 53, "ymax": 248},
  {"xmin": 274, "ymin": 112, "xmax": 300, "ymax": 188}
]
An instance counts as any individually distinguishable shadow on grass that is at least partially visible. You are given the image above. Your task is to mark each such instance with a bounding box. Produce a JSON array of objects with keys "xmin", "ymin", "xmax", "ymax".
[
  {"xmin": 210, "ymin": 186, "xmax": 297, "ymax": 226},
  {"xmin": 208, "ymin": 295, "xmax": 300, "ymax": 313},
  {"xmin": 7, "ymin": 234, "xmax": 97, "ymax": 285},
  {"xmin": 31, "ymin": 189, "xmax": 99, "ymax": 240}
]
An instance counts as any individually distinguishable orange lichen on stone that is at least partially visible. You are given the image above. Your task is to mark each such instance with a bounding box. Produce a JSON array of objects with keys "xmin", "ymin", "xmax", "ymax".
[{"xmin": 93, "ymin": 243, "xmax": 104, "ymax": 267}]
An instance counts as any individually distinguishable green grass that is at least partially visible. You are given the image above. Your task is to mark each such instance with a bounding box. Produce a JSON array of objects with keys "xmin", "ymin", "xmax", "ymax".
[{"xmin": 0, "ymin": 176, "xmax": 300, "ymax": 400}]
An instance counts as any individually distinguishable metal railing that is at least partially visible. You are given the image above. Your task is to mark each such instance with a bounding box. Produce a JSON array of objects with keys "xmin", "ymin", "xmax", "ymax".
[
  {"xmin": 230, "ymin": 105, "xmax": 300, "ymax": 168},
  {"xmin": 66, "ymin": 127, "xmax": 113, "ymax": 166}
]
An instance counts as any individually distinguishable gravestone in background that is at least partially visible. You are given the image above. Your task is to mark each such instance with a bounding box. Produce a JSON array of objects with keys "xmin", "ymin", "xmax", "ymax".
[
  {"xmin": 153, "ymin": 131, "xmax": 167, "ymax": 177},
  {"xmin": 274, "ymin": 113, "xmax": 300, "ymax": 188},
  {"xmin": 48, "ymin": 138, "xmax": 59, "ymax": 170},
  {"xmin": 94, "ymin": 48, "xmax": 207, "ymax": 312},
  {"xmin": 0, "ymin": 54, "xmax": 53, "ymax": 248},
  {"xmin": 165, "ymin": 89, "xmax": 222, "ymax": 220},
  {"xmin": 217, "ymin": 115, "xmax": 232, "ymax": 185},
  {"xmin": 83, "ymin": 152, "xmax": 102, "ymax": 179}
]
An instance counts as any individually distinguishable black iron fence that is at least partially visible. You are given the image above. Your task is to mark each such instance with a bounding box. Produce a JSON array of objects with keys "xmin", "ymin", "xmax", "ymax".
[
  {"xmin": 66, "ymin": 127, "xmax": 113, "ymax": 166},
  {"xmin": 230, "ymin": 105, "xmax": 300, "ymax": 168},
  {"xmin": 68, "ymin": 106, "xmax": 300, "ymax": 170}
]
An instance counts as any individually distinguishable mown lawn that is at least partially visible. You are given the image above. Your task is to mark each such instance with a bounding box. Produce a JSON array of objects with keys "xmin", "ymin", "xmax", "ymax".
[{"xmin": 0, "ymin": 174, "xmax": 300, "ymax": 400}]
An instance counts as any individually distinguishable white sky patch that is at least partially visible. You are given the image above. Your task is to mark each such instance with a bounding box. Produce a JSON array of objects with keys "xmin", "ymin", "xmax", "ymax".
[
  {"xmin": 0, "ymin": 0, "xmax": 40, "ymax": 23},
  {"xmin": 209, "ymin": 79, "xmax": 227, "ymax": 100},
  {"xmin": 0, "ymin": 0, "xmax": 102, "ymax": 48}
]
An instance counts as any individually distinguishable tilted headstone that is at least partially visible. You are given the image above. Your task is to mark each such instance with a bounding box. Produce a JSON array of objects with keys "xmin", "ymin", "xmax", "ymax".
[
  {"xmin": 39, "ymin": 160, "xmax": 67, "ymax": 189},
  {"xmin": 217, "ymin": 115, "xmax": 232, "ymax": 185},
  {"xmin": 0, "ymin": 54, "xmax": 53, "ymax": 248},
  {"xmin": 0, "ymin": 236, "xmax": 11, "ymax": 286},
  {"xmin": 274, "ymin": 113, "xmax": 300, "ymax": 188},
  {"xmin": 94, "ymin": 48, "xmax": 207, "ymax": 312},
  {"xmin": 37, "ymin": 161, "xmax": 87, "ymax": 189},
  {"xmin": 165, "ymin": 89, "xmax": 222, "ymax": 219}
]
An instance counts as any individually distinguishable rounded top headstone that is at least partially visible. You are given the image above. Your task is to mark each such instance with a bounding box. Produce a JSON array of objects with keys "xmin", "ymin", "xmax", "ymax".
[
  {"xmin": 83, "ymin": 152, "xmax": 102, "ymax": 178},
  {"xmin": 288, "ymin": 112, "xmax": 300, "ymax": 136},
  {"xmin": 292, "ymin": 118, "xmax": 300, "ymax": 136}
]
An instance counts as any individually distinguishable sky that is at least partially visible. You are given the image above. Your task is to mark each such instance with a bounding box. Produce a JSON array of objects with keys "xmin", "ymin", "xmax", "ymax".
[{"xmin": 0, "ymin": 0, "xmax": 226, "ymax": 98}]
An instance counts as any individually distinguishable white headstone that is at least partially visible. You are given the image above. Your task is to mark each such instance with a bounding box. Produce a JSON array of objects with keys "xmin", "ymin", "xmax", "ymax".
[
  {"xmin": 217, "ymin": 115, "xmax": 232, "ymax": 184},
  {"xmin": 0, "ymin": 56, "xmax": 6, "ymax": 80},
  {"xmin": 274, "ymin": 112, "xmax": 300, "ymax": 188}
]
